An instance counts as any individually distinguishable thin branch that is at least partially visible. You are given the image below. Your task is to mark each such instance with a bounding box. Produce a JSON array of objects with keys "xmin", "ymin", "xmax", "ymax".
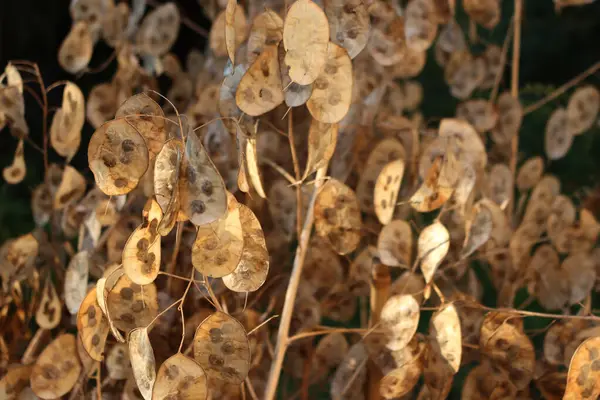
[
  {"xmin": 523, "ymin": 59, "xmax": 600, "ymax": 115},
  {"xmin": 166, "ymin": 222, "xmax": 184, "ymax": 293},
  {"xmin": 263, "ymin": 165, "xmax": 329, "ymax": 400},
  {"xmin": 288, "ymin": 327, "xmax": 372, "ymax": 343},
  {"xmin": 287, "ymin": 109, "xmax": 304, "ymax": 239},
  {"xmin": 490, "ymin": 18, "xmax": 514, "ymax": 103}
]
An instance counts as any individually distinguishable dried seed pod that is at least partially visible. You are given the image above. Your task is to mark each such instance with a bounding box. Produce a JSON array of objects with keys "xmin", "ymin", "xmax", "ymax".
[
  {"xmin": 563, "ymin": 336, "xmax": 600, "ymax": 399},
  {"xmin": 244, "ymin": 136, "xmax": 267, "ymax": 198},
  {"xmin": 445, "ymin": 52, "xmax": 485, "ymax": 100},
  {"xmin": 268, "ymin": 179, "xmax": 298, "ymax": 240},
  {"xmin": 480, "ymin": 45, "xmax": 502, "ymax": 89},
  {"xmin": 88, "ymin": 118, "xmax": 150, "ymax": 195},
  {"xmin": 193, "ymin": 311, "xmax": 251, "ymax": 384},
  {"xmin": 456, "ymin": 99, "xmax": 498, "ymax": 133},
  {"xmin": 219, "ymin": 64, "xmax": 250, "ymax": 135},
  {"xmin": 479, "ymin": 312, "xmax": 535, "ymax": 389},
  {"xmin": 331, "ymin": 343, "xmax": 368, "ymax": 398},
  {"xmin": 136, "ymin": 2, "xmax": 180, "ymax": 56},
  {"xmin": 462, "ymin": 201, "xmax": 493, "ymax": 257},
  {"xmin": 374, "ymin": 159, "xmax": 405, "ymax": 225},
  {"xmin": 463, "ymin": 0, "xmax": 501, "ymax": 29},
  {"xmin": 303, "ymin": 237, "xmax": 344, "ymax": 298},
  {"xmin": 193, "ymin": 193, "xmax": 243, "ymax": 278},
  {"xmin": 87, "ymin": 82, "xmax": 117, "ymax": 129},
  {"xmin": 222, "ymin": 204, "xmax": 269, "ymax": 292},
  {"xmin": 314, "ymin": 179, "xmax": 362, "ymax": 255},
  {"xmin": 31, "ymin": 334, "xmax": 81, "ymax": 399},
  {"xmin": 115, "ymin": 93, "xmax": 168, "ymax": 159},
  {"xmin": 106, "ymin": 274, "xmax": 159, "ymax": 333},
  {"xmin": 307, "ymin": 42, "xmax": 353, "ymax": 124},
  {"xmin": 423, "ymin": 335, "xmax": 454, "ymax": 399},
  {"xmin": 77, "ymin": 288, "xmax": 110, "ymax": 361},
  {"xmin": 35, "ymin": 278, "xmax": 62, "ymax": 330},
  {"xmin": 106, "ymin": 343, "xmax": 131, "ymax": 380},
  {"xmin": 486, "ymin": 163, "xmax": 513, "ymax": 209},
  {"xmin": 462, "ymin": 362, "xmax": 518, "ymax": 399},
  {"xmin": 313, "ymin": 332, "xmax": 349, "ymax": 371},
  {"xmin": 278, "ymin": 42, "xmax": 313, "ymax": 107},
  {"xmin": 153, "ymin": 353, "xmax": 208, "ymax": 400},
  {"xmin": 0, "ymin": 364, "xmax": 32, "ymax": 399},
  {"xmin": 567, "ymin": 85, "xmax": 600, "ymax": 135},
  {"xmin": 545, "ymin": 107, "xmax": 574, "ymax": 160},
  {"xmin": 405, "ymin": 0, "xmax": 438, "ymax": 51},
  {"xmin": 247, "ymin": 9, "xmax": 283, "ymax": 64},
  {"xmin": 348, "ymin": 245, "xmax": 377, "ymax": 296},
  {"xmin": 304, "ymin": 120, "xmax": 338, "ymax": 179},
  {"xmin": 544, "ymin": 319, "xmax": 589, "ymax": 367},
  {"xmin": 418, "ymin": 221, "xmax": 450, "ymax": 297},
  {"xmin": 491, "ymin": 92, "xmax": 523, "ymax": 145},
  {"xmin": 390, "ymin": 271, "xmax": 426, "ymax": 303},
  {"xmin": 59, "ymin": 21, "xmax": 93, "ymax": 74},
  {"xmin": 102, "ymin": 2, "xmax": 130, "ymax": 47},
  {"xmin": 225, "ymin": 1, "xmax": 248, "ymax": 64},
  {"xmin": 123, "ymin": 216, "xmax": 162, "ymax": 285},
  {"xmin": 377, "ymin": 220, "xmax": 413, "ymax": 267},
  {"xmin": 430, "ymin": 303, "xmax": 462, "ymax": 373},
  {"xmin": 3, "ymin": 139, "xmax": 26, "ymax": 184},
  {"xmin": 129, "ymin": 327, "xmax": 156, "ymax": 400},
  {"xmin": 325, "ymin": 0, "xmax": 370, "ymax": 58},
  {"xmin": 356, "ymin": 138, "xmax": 406, "ymax": 213},
  {"xmin": 516, "ymin": 156, "xmax": 544, "ymax": 191},
  {"xmin": 435, "ymin": 21, "xmax": 467, "ymax": 67},
  {"xmin": 322, "ymin": 284, "xmax": 356, "ymax": 322},
  {"xmin": 53, "ymin": 165, "xmax": 86, "ymax": 210},
  {"xmin": 65, "ymin": 250, "xmax": 90, "ymax": 314},
  {"xmin": 380, "ymin": 294, "xmax": 420, "ymax": 350},
  {"xmin": 50, "ymin": 82, "xmax": 85, "ymax": 160},
  {"xmin": 283, "ymin": 0, "xmax": 330, "ymax": 85},
  {"xmin": 154, "ymin": 138, "xmax": 184, "ymax": 235},
  {"xmin": 410, "ymin": 155, "xmax": 455, "ymax": 212},
  {"xmin": 379, "ymin": 346, "xmax": 423, "ymax": 399},
  {"xmin": 368, "ymin": 17, "xmax": 408, "ymax": 67}
]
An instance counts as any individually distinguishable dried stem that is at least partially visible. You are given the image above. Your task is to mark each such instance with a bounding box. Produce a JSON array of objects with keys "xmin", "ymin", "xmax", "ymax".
[
  {"xmin": 263, "ymin": 165, "xmax": 329, "ymax": 400},
  {"xmin": 288, "ymin": 327, "xmax": 372, "ymax": 343},
  {"xmin": 177, "ymin": 268, "xmax": 195, "ymax": 353},
  {"xmin": 167, "ymin": 222, "xmax": 184, "ymax": 293},
  {"xmin": 287, "ymin": 109, "xmax": 304, "ymax": 238},
  {"xmin": 508, "ymin": 0, "xmax": 523, "ymax": 222},
  {"xmin": 523, "ymin": 59, "xmax": 600, "ymax": 115},
  {"xmin": 367, "ymin": 263, "xmax": 390, "ymax": 399},
  {"xmin": 490, "ymin": 19, "xmax": 514, "ymax": 103}
]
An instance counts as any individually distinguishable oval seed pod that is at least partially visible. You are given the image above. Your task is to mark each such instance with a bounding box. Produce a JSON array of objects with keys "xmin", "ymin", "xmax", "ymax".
[
  {"xmin": 303, "ymin": 120, "xmax": 338, "ymax": 179},
  {"xmin": 516, "ymin": 156, "xmax": 544, "ymax": 191},
  {"xmin": 50, "ymin": 82, "xmax": 85, "ymax": 160},
  {"xmin": 64, "ymin": 250, "xmax": 90, "ymax": 315},
  {"xmin": 247, "ymin": 9, "xmax": 283, "ymax": 64},
  {"xmin": 313, "ymin": 332, "xmax": 349, "ymax": 372},
  {"xmin": 461, "ymin": 202, "xmax": 493, "ymax": 257},
  {"xmin": 331, "ymin": 343, "xmax": 368, "ymax": 398},
  {"xmin": 314, "ymin": 179, "xmax": 362, "ymax": 255},
  {"xmin": 129, "ymin": 327, "xmax": 156, "ymax": 400},
  {"xmin": 88, "ymin": 118, "xmax": 150, "ymax": 196},
  {"xmin": 430, "ymin": 303, "xmax": 462, "ymax": 373},
  {"xmin": 35, "ymin": 278, "xmax": 62, "ymax": 330},
  {"xmin": 123, "ymin": 220, "xmax": 162, "ymax": 285},
  {"xmin": 58, "ymin": 21, "xmax": 93, "ymax": 74},
  {"xmin": 235, "ymin": 44, "xmax": 284, "ymax": 116},
  {"xmin": 456, "ymin": 99, "xmax": 498, "ymax": 133},
  {"xmin": 179, "ymin": 128, "xmax": 227, "ymax": 226},
  {"xmin": 225, "ymin": 1, "xmax": 248, "ymax": 64},
  {"xmin": 564, "ymin": 336, "xmax": 600, "ymax": 400},
  {"xmin": 373, "ymin": 158, "xmax": 406, "ymax": 228},
  {"xmin": 77, "ymin": 288, "xmax": 110, "ymax": 361},
  {"xmin": 463, "ymin": 0, "xmax": 500, "ymax": 29},
  {"xmin": 53, "ymin": 165, "xmax": 86, "ymax": 210},
  {"xmin": 439, "ymin": 118, "xmax": 487, "ymax": 172},
  {"xmin": 87, "ymin": 82, "xmax": 117, "ymax": 129},
  {"xmin": 153, "ymin": 353, "xmax": 208, "ymax": 400},
  {"xmin": 377, "ymin": 220, "xmax": 413, "ymax": 267},
  {"xmin": 410, "ymin": 155, "xmax": 455, "ymax": 213},
  {"xmin": 325, "ymin": 0, "xmax": 370, "ymax": 59},
  {"xmin": 418, "ymin": 221, "xmax": 450, "ymax": 298},
  {"xmin": 380, "ymin": 294, "xmax": 420, "ymax": 351},
  {"xmin": 31, "ymin": 334, "xmax": 81, "ymax": 399},
  {"xmin": 405, "ymin": 0, "xmax": 438, "ymax": 51},
  {"xmin": 567, "ymin": 85, "xmax": 600, "ymax": 135},
  {"xmin": 102, "ymin": 2, "xmax": 130, "ymax": 47},
  {"xmin": 479, "ymin": 313, "xmax": 535, "ymax": 390},
  {"xmin": 106, "ymin": 274, "xmax": 159, "ymax": 334},
  {"xmin": 106, "ymin": 343, "xmax": 131, "ymax": 380},
  {"xmin": 268, "ymin": 179, "xmax": 297, "ymax": 240},
  {"xmin": 3, "ymin": 139, "xmax": 26, "ymax": 184},
  {"xmin": 136, "ymin": 2, "xmax": 180, "ymax": 56},
  {"xmin": 545, "ymin": 107, "xmax": 574, "ymax": 160},
  {"xmin": 486, "ymin": 163, "xmax": 513, "ymax": 209},
  {"xmin": 491, "ymin": 92, "xmax": 523, "ymax": 145},
  {"xmin": 307, "ymin": 43, "xmax": 353, "ymax": 124},
  {"xmin": 222, "ymin": 204, "xmax": 269, "ymax": 292},
  {"xmin": 193, "ymin": 311, "xmax": 251, "ymax": 384},
  {"xmin": 244, "ymin": 136, "xmax": 267, "ymax": 198},
  {"xmin": 193, "ymin": 193, "xmax": 244, "ymax": 278},
  {"xmin": 278, "ymin": 42, "xmax": 313, "ymax": 107},
  {"xmin": 283, "ymin": 0, "xmax": 330, "ymax": 85},
  {"xmin": 0, "ymin": 364, "xmax": 32, "ymax": 399},
  {"xmin": 115, "ymin": 93, "xmax": 168, "ymax": 159},
  {"xmin": 480, "ymin": 45, "xmax": 502, "ymax": 89},
  {"xmin": 154, "ymin": 138, "xmax": 184, "ymax": 236},
  {"xmin": 368, "ymin": 17, "xmax": 407, "ymax": 67}
]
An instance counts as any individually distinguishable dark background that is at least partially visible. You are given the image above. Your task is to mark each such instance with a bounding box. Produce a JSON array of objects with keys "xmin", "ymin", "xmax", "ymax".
[{"xmin": 1, "ymin": 0, "xmax": 600, "ymax": 241}]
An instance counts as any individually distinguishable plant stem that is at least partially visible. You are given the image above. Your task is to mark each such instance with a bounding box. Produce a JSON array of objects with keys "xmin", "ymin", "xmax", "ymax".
[
  {"xmin": 263, "ymin": 165, "xmax": 329, "ymax": 400},
  {"xmin": 287, "ymin": 109, "xmax": 303, "ymax": 238}
]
